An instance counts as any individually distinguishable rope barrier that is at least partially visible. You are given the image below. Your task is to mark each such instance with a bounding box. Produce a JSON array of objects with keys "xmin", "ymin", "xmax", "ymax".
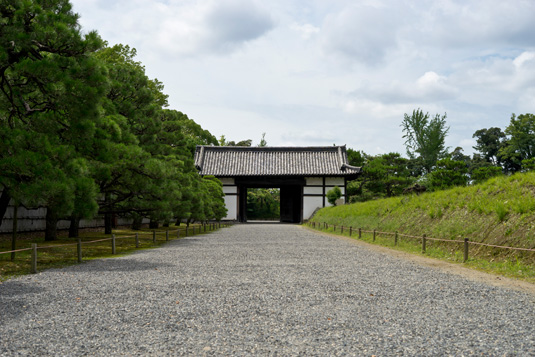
[
  {"xmin": 311, "ymin": 221, "xmax": 535, "ymax": 254},
  {"xmin": 468, "ymin": 241, "xmax": 535, "ymax": 252},
  {"xmin": 37, "ymin": 242, "xmax": 79, "ymax": 249},
  {"xmin": 0, "ymin": 224, "xmax": 226, "ymax": 258},
  {"xmin": 0, "ymin": 247, "xmax": 32, "ymax": 255}
]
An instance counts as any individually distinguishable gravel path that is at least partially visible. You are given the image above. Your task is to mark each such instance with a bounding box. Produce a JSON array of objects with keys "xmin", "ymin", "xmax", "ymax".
[{"xmin": 1, "ymin": 224, "xmax": 534, "ymax": 356}]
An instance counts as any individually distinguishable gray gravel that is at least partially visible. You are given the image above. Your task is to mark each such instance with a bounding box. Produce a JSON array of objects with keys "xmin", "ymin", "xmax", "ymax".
[{"xmin": 1, "ymin": 224, "xmax": 534, "ymax": 356}]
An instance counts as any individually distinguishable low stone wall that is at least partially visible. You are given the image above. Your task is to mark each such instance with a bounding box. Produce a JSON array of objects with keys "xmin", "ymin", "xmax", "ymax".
[{"xmin": 0, "ymin": 203, "xmax": 142, "ymax": 233}]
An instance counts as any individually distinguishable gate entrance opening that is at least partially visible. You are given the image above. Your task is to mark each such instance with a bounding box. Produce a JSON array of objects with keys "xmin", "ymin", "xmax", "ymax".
[
  {"xmin": 237, "ymin": 177, "xmax": 304, "ymax": 223},
  {"xmin": 246, "ymin": 188, "xmax": 280, "ymax": 221}
]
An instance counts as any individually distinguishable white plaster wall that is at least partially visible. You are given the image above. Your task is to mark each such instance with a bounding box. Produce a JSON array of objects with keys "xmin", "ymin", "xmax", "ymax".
[
  {"xmin": 303, "ymin": 196, "xmax": 324, "ymax": 220},
  {"xmin": 223, "ymin": 195, "xmax": 238, "ymax": 220},
  {"xmin": 305, "ymin": 177, "xmax": 323, "ymax": 185},
  {"xmin": 223, "ymin": 186, "xmax": 238, "ymax": 194},
  {"xmin": 326, "ymin": 177, "xmax": 345, "ymax": 186},
  {"xmin": 219, "ymin": 178, "xmax": 235, "ymax": 185},
  {"xmin": 303, "ymin": 186, "xmax": 323, "ymax": 195}
]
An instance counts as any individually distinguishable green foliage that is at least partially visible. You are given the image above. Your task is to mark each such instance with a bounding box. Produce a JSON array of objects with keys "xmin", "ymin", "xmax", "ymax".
[
  {"xmin": 471, "ymin": 166, "xmax": 502, "ymax": 184},
  {"xmin": 428, "ymin": 158, "xmax": 469, "ymax": 190},
  {"xmin": 0, "ymin": 0, "xmax": 107, "ymax": 237},
  {"xmin": 247, "ymin": 188, "xmax": 280, "ymax": 219},
  {"xmin": 346, "ymin": 148, "xmax": 366, "ymax": 167},
  {"xmin": 258, "ymin": 133, "xmax": 267, "ymax": 147},
  {"xmin": 0, "ymin": 6, "xmax": 227, "ymax": 237},
  {"xmin": 327, "ymin": 186, "xmax": 342, "ymax": 206},
  {"xmin": 347, "ymin": 152, "xmax": 414, "ymax": 202},
  {"xmin": 401, "ymin": 109, "xmax": 449, "ymax": 173},
  {"xmin": 499, "ymin": 113, "xmax": 535, "ymax": 172},
  {"xmin": 472, "ymin": 127, "xmax": 506, "ymax": 165}
]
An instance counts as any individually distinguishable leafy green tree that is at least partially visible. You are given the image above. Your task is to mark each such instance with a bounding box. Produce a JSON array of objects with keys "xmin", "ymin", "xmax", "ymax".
[
  {"xmin": 92, "ymin": 44, "xmax": 176, "ymax": 233},
  {"xmin": 471, "ymin": 166, "xmax": 503, "ymax": 185},
  {"xmin": 203, "ymin": 176, "xmax": 227, "ymax": 221},
  {"xmin": 401, "ymin": 109, "xmax": 449, "ymax": 173},
  {"xmin": 247, "ymin": 188, "xmax": 280, "ymax": 219},
  {"xmin": 472, "ymin": 127, "xmax": 506, "ymax": 166},
  {"xmin": 347, "ymin": 153, "xmax": 413, "ymax": 202},
  {"xmin": 220, "ymin": 136, "xmax": 252, "ymax": 146},
  {"xmin": 499, "ymin": 113, "xmax": 535, "ymax": 172},
  {"xmin": 346, "ymin": 148, "xmax": 366, "ymax": 167},
  {"xmin": 522, "ymin": 158, "xmax": 535, "ymax": 171},
  {"xmin": 327, "ymin": 186, "xmax": 342, "ymax": 206},
  {"xmin": 0, "ymin": 0, "xmax": 107, "ymax": 239},
  {"xmin": 428, "ymin": 158, "xmax": 468, "ymax": 190}
]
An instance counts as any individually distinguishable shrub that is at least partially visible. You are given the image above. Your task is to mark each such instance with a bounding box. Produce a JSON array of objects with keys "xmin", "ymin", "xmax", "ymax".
[{"xmin": 327, "ymin": 186, "xmax": 342, "ymax": 206}]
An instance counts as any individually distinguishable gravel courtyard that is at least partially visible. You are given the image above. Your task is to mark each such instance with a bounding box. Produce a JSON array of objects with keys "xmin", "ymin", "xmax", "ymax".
[{"xmin": 1, "ymin": 224, "xmax": 534, "ymax": 355}]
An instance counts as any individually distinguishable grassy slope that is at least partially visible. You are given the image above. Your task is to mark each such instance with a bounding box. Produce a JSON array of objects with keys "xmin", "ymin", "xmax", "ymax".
[{"xmin": 310, "ymin": 172, "xmax": 535, "ymax": 281}]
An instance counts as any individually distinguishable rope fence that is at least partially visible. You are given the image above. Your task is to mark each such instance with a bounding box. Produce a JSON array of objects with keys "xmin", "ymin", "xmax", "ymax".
[
  {"xmin": 308, "ymin": 221, "xmax": 535, "ymax": 263},
  {"xmin": 0, "ymin": 222, "xmax": 231, "ymax": 274}
]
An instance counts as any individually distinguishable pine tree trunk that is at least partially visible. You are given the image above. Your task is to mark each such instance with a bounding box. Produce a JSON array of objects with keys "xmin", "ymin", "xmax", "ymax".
[
  {"xmin": 45, "ymin": 207, "xmax": 58, "ymax": 241},
  {"xmin": 104, "ymin": 213, "xmax": 112, "ymax": 234},
  {"xmin": 149, "ymin": 219, "xmax": 159, "ymax": 229},
  {"xmin": 132, "ymin": 215, "xmax": 143, "ymax": 230},
  {"xmin": 69, "ymin": 216, "xmax": 80, "ymax": 238},
  {"xmin": 11, "ymin": 205, "xmax": 17, "ymax": 261},
  {"xmin": 175, "ymin": 217, "xmax": 182, "ymax": 226},
  {"xmin": 104, "ymin": 193, "xmax": 112, "ymax": 234},
  {"xmin": 0, "ymin": 189, "xmax": 11, "ymax": 228}
]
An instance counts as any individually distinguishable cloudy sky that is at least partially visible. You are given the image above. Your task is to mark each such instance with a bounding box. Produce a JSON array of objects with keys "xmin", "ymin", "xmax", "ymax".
[{"xmin": 70, "ymin": 0, "xmax": 535, "ymax": 156}]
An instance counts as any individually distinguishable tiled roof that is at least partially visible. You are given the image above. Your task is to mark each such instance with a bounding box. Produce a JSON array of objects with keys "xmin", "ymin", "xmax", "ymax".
[{"xmin": 194, "ymin": 145, "xmax": 361, "ymax": 177}]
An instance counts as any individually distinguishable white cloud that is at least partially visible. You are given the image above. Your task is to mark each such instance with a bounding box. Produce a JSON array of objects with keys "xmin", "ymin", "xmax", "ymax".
[
  {"xmin": 320, "ymin": 2, "xmax": 404, "ymax": 65},
  {"xmin": 290, "ymin": 23, "xmax": 320, "ymax": 40},
  {"xmin": 70, "ymin": 0, "xmax": 535, "ymax": 157},
  {"xmin": 513, "ymin": 51, "xmax": 535, "ymax": 68},
  {"xmin": 76, "ymin": 0, "xmax": 274, "ymax": 57}
]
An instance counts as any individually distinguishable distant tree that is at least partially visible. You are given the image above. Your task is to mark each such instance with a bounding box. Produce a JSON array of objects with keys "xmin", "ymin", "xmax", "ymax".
[
  {"xmin": 471, "ymin": 166, "xmax": 503, "ymax": 185},
  {"xmin": 401, "ymin": 109, "xmax": 449, "ymax": 173},
  {"xmin": 499, "ymin": 113, "xmax": 535, "ymax": 172},
  {"xmin": 258, "ymin": 133, "xmax": 267, "ymax": 147},
  {"xmin": 219, "ymin": 136, "xmax": 253, "ymax": 147},
  {"xmin": 348, "ymin": 153, "xmax": 413, "ymax": 202},
  {"xmin": 428, "ymin": 158, "xmax": 469, "ymax": 190},
  {"xmin": 472, "ymin": 127, "xmax": 506, "ymax": 166},
  {"xmin": 346, "ymin": 148, "xmax": 366, "ymax": 167},
  {"xmin": 247, "ymin": 188, "xmax": 280, "ymax": 219}
]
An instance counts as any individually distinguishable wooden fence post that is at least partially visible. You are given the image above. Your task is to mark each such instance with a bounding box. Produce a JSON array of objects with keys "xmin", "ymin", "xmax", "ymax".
[
  {"xmin": 341, "ymin": 226, "xmax": 344, "ymax": 234},
  {"xmin": 358, "ymin": 228, "xmax": 361, "ymax": 239},
  {"xmin": 349, "ymin": 227, "xmax": 352, "ymax": 237},
  {"xmin": 395, "ymin": 231, "xmax": 398, "ymax": 246},
  {"xmin": 166, "ymin": 230, "xmax": 169, "ymax": 242},
  {"xmin": 31, "ymin": 243, "xmax": 37, "ymax": 274},
  {"xmin": 112, "ymin": 234, "xmax": 116, "ymax": 255},
  {"xmin": 464, "ymin": 238, "xmax": 469, "ymax": 262},
  {"xmin": 77, "ymin": 238, "xmax": 82, "ymax": 263},
  {"xmin": 152, "ymin": 231, "xmax": 156, "ymax": 243},
  {"xmin": 422, "ymin": 234, "xmax": 426, "ymax": 254},
  {"xmin": 373, "ymin": 229, "xmax": 376, "ymax": 242}
]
